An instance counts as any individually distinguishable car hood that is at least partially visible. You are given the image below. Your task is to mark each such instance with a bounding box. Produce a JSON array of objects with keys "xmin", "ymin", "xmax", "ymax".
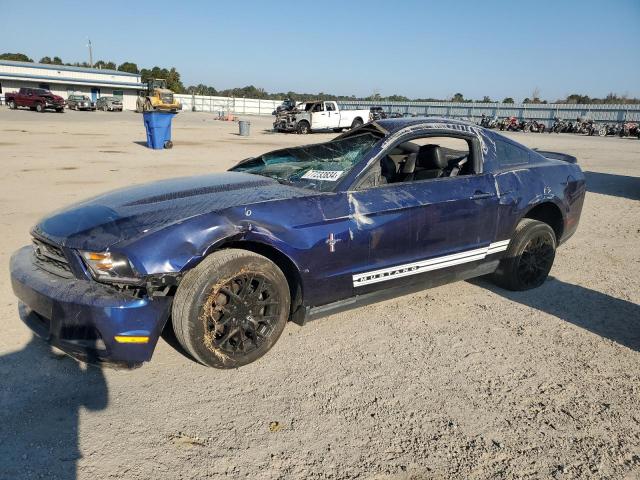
[{"xmin": 33, "ymin": 172, "xmax": 313, "ymax": 250}]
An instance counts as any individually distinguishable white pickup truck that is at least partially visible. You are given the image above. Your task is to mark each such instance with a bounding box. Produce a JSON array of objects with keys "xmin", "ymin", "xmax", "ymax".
[{"xmin": 273, "ymin": 100, "xmax": 371, "ymax": 134}]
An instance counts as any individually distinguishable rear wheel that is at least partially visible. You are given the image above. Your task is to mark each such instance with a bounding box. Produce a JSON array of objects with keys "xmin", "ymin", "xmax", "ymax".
[
  {"xmin": 491, "ymin": 219, "xmax": 556, "ymax": 291},
  {"xmin": 144, "ymin": 100, "xmax": 154, "ymax": 112},
  {"xmin": 172, "ymin": 249, "xmax": 291, "ymax": 368},
  {"xmin": 351, "ymin": 118, "xmax": 363, "ymax": 129},
  {"xmin": 103, "ymin": 105, "xmax": 108, "ymax": 112},
  {"xmin": 8, "ymin": 100, "xmax": 16, "ymax": 109}
]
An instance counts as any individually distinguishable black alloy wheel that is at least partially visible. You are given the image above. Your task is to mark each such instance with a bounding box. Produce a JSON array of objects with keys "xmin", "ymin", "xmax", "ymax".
[
  {"xmin": 491, "ymin": 218, "xmax": 557, "ymax": 291},
  {"xmin": 172, "ymin": 249, "xmax": 291, "ymax": 368},
  {"xmin": 201, "ymin": 272, "xmax": 281, "ymax": 359},
  {"xmin": 515, "ymin": 232, "xmax": 555, "ymax": 288}
]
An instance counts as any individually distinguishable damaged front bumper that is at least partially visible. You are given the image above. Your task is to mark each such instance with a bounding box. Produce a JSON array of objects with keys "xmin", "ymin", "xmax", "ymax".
[
  {"xmin": 10, "ymin": 246, "xmax": 172, "ymax": 367},
  {"xmin": 273, "ymin": 114, "xmax": 299, "ymax": 132}
]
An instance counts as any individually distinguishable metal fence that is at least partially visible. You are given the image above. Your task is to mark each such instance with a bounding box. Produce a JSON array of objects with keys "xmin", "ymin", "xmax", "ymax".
[
  {"xmin": 175, "ymin": 94, "xmax": 280, "ymax": 116},
  {"xmin": 337, "ymin": 100, "xmax": 640, "ymax": 127},
  {"xmin": 175, "ymin": 94, "xmax": 640, "ymax": 127}
]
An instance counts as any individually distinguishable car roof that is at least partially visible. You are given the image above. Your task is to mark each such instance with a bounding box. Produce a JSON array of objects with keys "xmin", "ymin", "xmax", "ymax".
[{"xmin": 373, "ymin": 116, "xmax": 478, "ymax": 134}]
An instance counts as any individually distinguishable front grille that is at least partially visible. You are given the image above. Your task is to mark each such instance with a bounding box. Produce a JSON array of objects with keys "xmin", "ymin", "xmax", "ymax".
[{"xmin": 32, "ymin": 238, "xmax": 74, "ymax": 278}]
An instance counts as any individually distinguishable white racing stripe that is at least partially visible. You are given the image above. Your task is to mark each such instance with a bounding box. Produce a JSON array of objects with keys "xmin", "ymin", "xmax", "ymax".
[{"xmin": 353, "ymin": 240, "xmax": 511, "ymax": 287}]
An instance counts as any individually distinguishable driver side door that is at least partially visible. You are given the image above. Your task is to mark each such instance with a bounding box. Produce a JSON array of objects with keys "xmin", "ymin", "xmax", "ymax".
[{"xmin": 346, "ymin": 132, "xmax": 500, "ymax": 295}]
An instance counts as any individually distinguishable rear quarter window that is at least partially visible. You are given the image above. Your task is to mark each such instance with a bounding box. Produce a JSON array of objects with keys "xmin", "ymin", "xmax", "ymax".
[{"xmin": 495, "ymin": 139, "xmax": 530, "ymax": 168}]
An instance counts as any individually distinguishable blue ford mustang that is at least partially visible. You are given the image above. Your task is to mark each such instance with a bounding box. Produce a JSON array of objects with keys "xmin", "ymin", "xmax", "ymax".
[{"xmin": 10, "ymin": 118, "xmax": 586, "ymax": 368}]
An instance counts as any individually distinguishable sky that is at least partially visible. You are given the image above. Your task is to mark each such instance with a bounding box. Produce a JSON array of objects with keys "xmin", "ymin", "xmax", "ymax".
[{"xmin": 1, "ymin": 0, "xmax": 639, "ymax": 101}]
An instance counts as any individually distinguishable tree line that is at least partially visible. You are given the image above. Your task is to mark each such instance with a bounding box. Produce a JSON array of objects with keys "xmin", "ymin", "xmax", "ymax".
[{"xmin": 2, "ymin": 52, "xmax": 638, "ymax": 105}]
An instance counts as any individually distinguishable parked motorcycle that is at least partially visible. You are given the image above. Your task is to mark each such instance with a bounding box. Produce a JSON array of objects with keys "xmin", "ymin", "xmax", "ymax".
[
  {"xmin": 500, "ymin": 116, "xmax": 520, "ymax": 131},
  {"xmin": 619, "ymin": 122, "xmax": 639, "ymax": 138},
  {"xmin": 521, "ymin": 120, "xmax": 546, "ymax": 133}
]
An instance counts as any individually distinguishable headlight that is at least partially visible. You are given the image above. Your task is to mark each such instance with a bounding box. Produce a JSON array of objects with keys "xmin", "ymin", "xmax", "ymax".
[{"xmin": 80, "ymin": 251, "xmax": 139, "ymax": 283}]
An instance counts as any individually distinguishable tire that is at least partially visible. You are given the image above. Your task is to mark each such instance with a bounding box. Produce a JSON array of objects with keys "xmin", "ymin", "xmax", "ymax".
[
  {"xmin": 8, "ymin": 100, "xmax": 16, "ymax": 109},
  {"xmin": 351, "ymin": 118, "xmax": 363, "ymax": 129},
  {"xmin": 103, "ymin": 105, "xmax": 108, "ymax": 112},
  {"xmin": 163, "ymin": 140, "xmax": 173, "ymax": 149},
  {"xmin": 172, "ymin": 249, "xmax": 291, "ymax": 368},
  {"xmin": 297, "ymin": 121, "xmax": 310, "ymax": 134},
  {"xmin": 144, "ymin": 100, "xmax": 154, "ymax": 112},
  {"xmin": 333, "ymin": 128, "xmax": 343, "ymax": 133},
  {"xmin": 56, "ymin": 108, "xmax": 64, "ymax": 113},
  {"xmin": 491, "ymin": 219, "xmax": 556, "ymax": 291},
  {"xmin": 35, "ymin": 103, "xmax": 44, "ymax": 113}
]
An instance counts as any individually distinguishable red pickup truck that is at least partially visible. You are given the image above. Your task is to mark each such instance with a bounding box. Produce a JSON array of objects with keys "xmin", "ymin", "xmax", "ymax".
[{"xmin": 5, "ymin": 88, "xmax": 65, "ymax": 113}]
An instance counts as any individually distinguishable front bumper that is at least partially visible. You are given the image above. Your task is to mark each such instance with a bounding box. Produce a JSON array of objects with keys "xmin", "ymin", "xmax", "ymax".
[{"xmin": 10, "ymin": 246, "xmax": 172, "ymax": 366}]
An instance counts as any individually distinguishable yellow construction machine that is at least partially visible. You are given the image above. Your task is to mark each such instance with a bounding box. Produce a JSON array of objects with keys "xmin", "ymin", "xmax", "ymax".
[{"xmin": 136, "ymin": 79, "xmax": 181, "ymax": 113}]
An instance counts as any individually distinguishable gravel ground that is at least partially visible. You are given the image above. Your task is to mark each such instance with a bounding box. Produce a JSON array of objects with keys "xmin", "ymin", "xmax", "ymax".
[{"xmin": 0, "ymin": 110, "xmax": 638, "ymax": 480}]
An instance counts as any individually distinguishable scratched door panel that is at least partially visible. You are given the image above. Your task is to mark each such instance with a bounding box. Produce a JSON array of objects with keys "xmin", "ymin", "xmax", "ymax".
[{"xmin": 347, "ymin": 174, "xmax": 499, "ymax": 295}]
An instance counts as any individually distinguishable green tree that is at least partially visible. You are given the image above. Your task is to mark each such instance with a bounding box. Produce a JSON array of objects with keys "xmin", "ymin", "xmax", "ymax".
[
  {"xmin": 0, "ymin": 52, "xmax": 33, "ymax": 62},
  {"xmin": 452, "ymin": 93, "xmax": 465, "ymax": 102},
  {"xmin": 117, "ymin": 62, "xmax": 140, "ymax": 74},
  {"xmin": 94, "ymin": 60, "xmax": 117, "ymax": 70},
  {"xmin": 481, "ymin": 96, "xmax": 492, "ymax": 103},
  {"xmin": 502, "ymin": 97, "xmax": 514, "ymax": 103},
  {"xmin": 141, "ymin": 67, "xmax": 185, "ymax": 93}
]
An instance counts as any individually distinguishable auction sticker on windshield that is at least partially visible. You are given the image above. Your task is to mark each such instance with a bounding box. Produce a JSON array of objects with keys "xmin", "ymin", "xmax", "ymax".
[{"xmin": 301, "ymin": 170, "xmax": 344, "ymax": 181}]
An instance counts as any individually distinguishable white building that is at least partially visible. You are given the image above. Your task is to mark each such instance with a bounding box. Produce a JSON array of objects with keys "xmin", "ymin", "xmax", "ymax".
[{"xmin": 0, "ymin": 60, "xmax": 144, "ymax": 110}]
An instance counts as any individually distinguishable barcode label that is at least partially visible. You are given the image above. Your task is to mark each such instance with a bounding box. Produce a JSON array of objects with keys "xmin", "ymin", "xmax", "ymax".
[{"xmin": 301, "ymin": 170, "xmax": 344, "ymax": 181}]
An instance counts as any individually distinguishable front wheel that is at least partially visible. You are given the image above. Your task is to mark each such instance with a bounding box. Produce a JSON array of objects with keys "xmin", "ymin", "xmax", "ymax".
[
  {"xmin": 35, "ymin": 103, "xmax": 44, "ymax": 113},
  {"xmin": 297, "ymin": 121, "xmax": 310, "ymax": 134},
  {"xmin": 172, "ymin": 249, "xmax": 291, "ymax": 368},
  {"xmin": 8, "ymin": 100, "xmax": 16, "ymax": 109},
  {"xmin": 491, "ymin": 219, "xmax": 556, "ymax": 291}
]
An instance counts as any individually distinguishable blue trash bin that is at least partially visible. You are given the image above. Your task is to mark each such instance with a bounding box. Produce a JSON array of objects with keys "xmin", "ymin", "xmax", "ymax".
[{"xmin": 142, "ymin": 111, "xmax": 176, "ymax": 149}]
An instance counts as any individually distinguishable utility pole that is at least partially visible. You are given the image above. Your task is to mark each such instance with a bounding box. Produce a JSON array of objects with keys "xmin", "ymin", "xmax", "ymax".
[{"xmin": 87, "ymin": 38, "xmax": 93, "ymax": 67}]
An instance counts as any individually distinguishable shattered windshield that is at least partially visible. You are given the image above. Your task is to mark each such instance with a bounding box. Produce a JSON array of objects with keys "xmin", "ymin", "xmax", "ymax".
[{"xmin": 230, "ymin": 132, "xmax": 382, "ymax": 192}]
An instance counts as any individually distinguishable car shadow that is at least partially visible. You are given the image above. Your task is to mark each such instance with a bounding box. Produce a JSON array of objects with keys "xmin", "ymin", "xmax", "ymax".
[
  {"xmin": 0, "ymin": 335, "xmax": 109, "ymax": 480},
  {"xmin": 471, "ymin": 276, "xmax": 640, "ymax": 352},
  {"xmin": 584, "ymin": 171, "xmax": 640, "ymax": 200}
]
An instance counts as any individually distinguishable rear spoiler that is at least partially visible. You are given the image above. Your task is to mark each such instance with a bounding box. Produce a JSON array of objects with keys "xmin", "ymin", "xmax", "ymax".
[{"xmin": 534, "ymin": 149, "xmax": 578, "ymax": 164}]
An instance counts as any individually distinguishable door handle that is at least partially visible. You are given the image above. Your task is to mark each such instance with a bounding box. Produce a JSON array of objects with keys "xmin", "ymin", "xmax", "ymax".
[{"xmin": 472, "ymin": 190, "xmax": 494, "ymax": 199}]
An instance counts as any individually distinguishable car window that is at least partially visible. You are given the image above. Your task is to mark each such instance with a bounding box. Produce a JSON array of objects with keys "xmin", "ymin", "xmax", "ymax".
[
  {"xmin": 229, "ymin": 132, "xmax": 383, "ymax": 192},
  {"xmin": 494, "ymin": 139, "xmax": 529, "ymax": 167},
  {"xmin": 356, "ymin": 134, "xmax": 476, "ymax": 190},
  {"xmin": 326, "ymin": 103, "xmax": 336, "ymax": 112}
]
